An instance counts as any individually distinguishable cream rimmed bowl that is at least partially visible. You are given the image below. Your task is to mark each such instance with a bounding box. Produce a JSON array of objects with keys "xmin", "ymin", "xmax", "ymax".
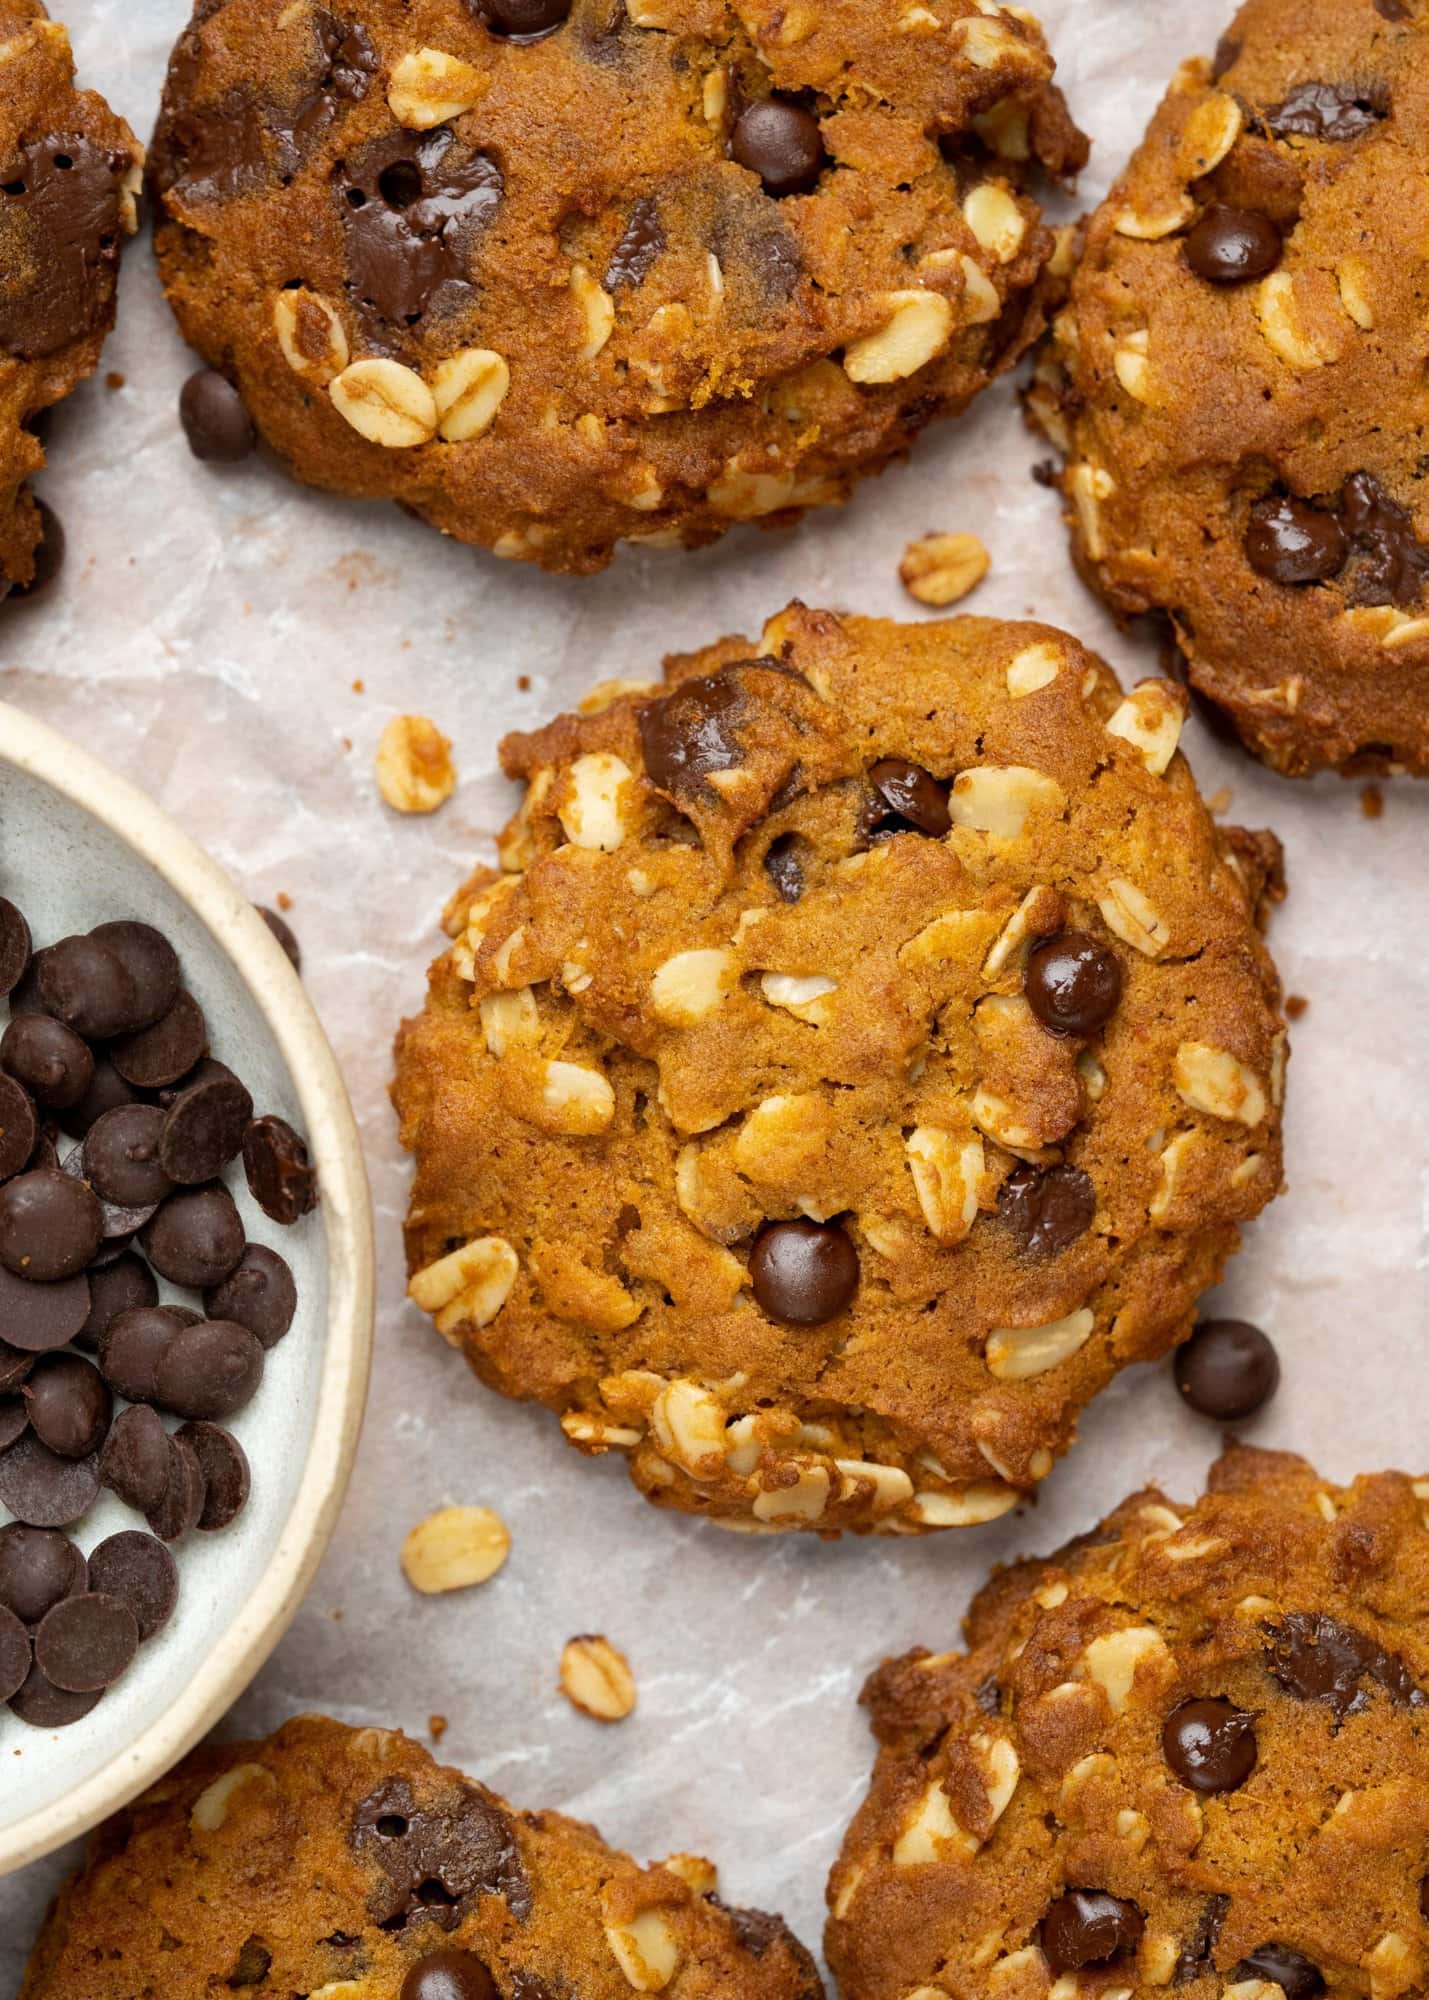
[{"xmin": 0, "ymin": 700, "xmax": 374, "ymax": 1874}]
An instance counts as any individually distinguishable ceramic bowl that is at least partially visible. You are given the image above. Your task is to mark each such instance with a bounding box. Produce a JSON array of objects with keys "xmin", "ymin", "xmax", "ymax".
[{"xmin": 0, "ymin": 700, "xmax": 374, "ymax": 1874}]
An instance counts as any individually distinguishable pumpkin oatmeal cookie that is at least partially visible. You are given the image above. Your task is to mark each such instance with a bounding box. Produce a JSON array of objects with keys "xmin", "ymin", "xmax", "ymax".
[{"xmin": 392, "ymin": 605, "xmax": 1286, "ymax": 1536}]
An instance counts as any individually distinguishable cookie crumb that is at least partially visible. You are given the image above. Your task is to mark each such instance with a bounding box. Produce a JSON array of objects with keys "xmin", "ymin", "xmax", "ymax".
[
  {"xmin": 376, "ymin": 715, "xmax": 457, "ymax": 814},
  {"xmin": 899, "ymin": 532, "xmax": 990, "ymax": 608},
  {"xmin": 1206, "ymin": 785, "xmax": 1233, "ymax": 815},
  {"xmin": 560, "ymin": 1634, "xmax": 636, "ymax": 1722},
  {"xmin": 276, "ymin": 891, "xmax": 293, "ymax": 911},
  {"xmin": 1285, "ymin": 994, "xmax": 1309, "ymax": 1020},
  {"xmin": 1361, "ymin": 784, "xmax": 1384, "ymax": 819},
  {"xmin": 105, "ymin": 371, "xmax": 125, "ymax": 390},
  {"xmin": 352, "ymin": 677, "xmax": 365, "ymax": 693},
  {"xmin": 428, "ymin": 1713, "xmax": 448, "ymax": 1743},
  {"xmin": 400, "ymin": 1504, "xmax": 510, "ymax": 1594},
  {"xmin": 517, "ymin": 674, "xmax": 531, "ymax": 692}
]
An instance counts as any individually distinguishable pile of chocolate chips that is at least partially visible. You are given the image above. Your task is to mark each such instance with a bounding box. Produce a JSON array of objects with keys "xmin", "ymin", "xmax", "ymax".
[{"xmin": 0, "ymin": 893, "xmax": 317, "ymax": 1727}]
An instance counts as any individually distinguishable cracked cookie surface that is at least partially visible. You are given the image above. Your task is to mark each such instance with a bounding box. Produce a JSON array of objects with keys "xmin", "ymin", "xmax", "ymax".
[
  {"xmin": 391, "ymin": 604, "xmax": 1286, "ymax": 1537},
  {"xmin": 827, "ymin": 1445, "xmax": 1429, "ymax": 2000},
  {"xmin": 0, "ymin": 3, "xmax": 141, "ymax": 591},
  {"xmin": 149, "ymin": 0, "xmax": 1084, "ymax": 574},
  {"xmin": 1029, "ymin": 0, "xmax": 1429, "ymax": 776},
  {"xmin": 21, "ymin": 1713, "xmax": 823, "ymax": 2000}
]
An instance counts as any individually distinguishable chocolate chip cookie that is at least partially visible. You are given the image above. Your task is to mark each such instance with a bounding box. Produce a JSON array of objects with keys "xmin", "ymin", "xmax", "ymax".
[
  {"xmin": 828, "ymin": 1444, "xmax": 1429, "ymax": 2000},
  {"xmin": 1029, "ymin": 0, "xmax": 1429, "ymax": 776},
  {"xmin": 0, "ymin": 5, "xmax": 141, "ymax": 593},
  {"xmin": 392, "ymin": 604, "xmax": 1286, "ymax": 1536},
  {"xmin": 149, "ymin": 0, "xmax": 1085, "ymax": 575},
  {"xmin": 20, "ymin": 1713, "xmax": 823, "ymax": 2000}
]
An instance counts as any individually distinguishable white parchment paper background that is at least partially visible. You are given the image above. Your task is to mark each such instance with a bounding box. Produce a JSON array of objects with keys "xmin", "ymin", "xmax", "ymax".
[{"xmin": 4, "ymin": 0, "xmax": 1428, "ymax": 1986}]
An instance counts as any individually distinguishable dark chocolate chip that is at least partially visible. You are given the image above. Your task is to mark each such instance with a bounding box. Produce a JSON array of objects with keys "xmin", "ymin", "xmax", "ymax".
[
  {"xmin": 1041, "ymin": 1892, "xmax": 1145, "ymax": 1974},
  {"xmin": 0, "ymin": 1165, "xmax": 102, "ymax": 1279},
  {"xmin": 0, "ymin": 1073, "xmax": 38, "ymax": 1181},
  {"xmin": 400, "ymin": 1950, "xmax": 500, "ymax": 2000},
  {"xmin": 863, "ymin": 759, "xmax": 951, "ymax": 839},
  {"xmin": 0, "ymin": 897, "xmax": 31, "ymax": 995},
  {"xmin": 1340, "ymin": 471, "xmax": 1429, "ymax": 609},
  {"xmin": 1264, "ymin": 1610, "xmax": 1425, "ymax": 1719},
  {"xmin": 1184, "ymin": 205, "xmax": 1282, "ymax": 284},
  {"xmin": 1375, "ymin": 0, "xmax": 1411, "ymax": 17},
  {"xmin": 1268, "ymin": 80, "xmax": 1389, "ymax": 141},
  {"xmin": 0, "ymin": 1339, "xmax": 33, "ymax": 1390},
  {"xmin": 1174, "ymin": 1318, "xmax": 1279, "ymax": 1420},
  {"xmin": 99, "ymin": 1304, "xmax": 193, "ymax": 1403},
  {"xmin": 606, "ymin": 197, "xmax": 664, "ymax": 289},
  {"xmin": 1, "ymin": 1012, "xmax": 95, "ymax": 1110},
  {"xmin": 1175, "ymin": 1897, "xmax": 1229, "ymax": 1984},
  {"xmin": 204, "ymin": 1242, "xmax": 296, "ymax": 1348},
  {"xmin": 89, "ymin": 921, "xmax": 182, "ymax": 1029},
  {"xmin": 179, "ymin": 368, "xmax": 255, "ymax": 462},
  {"xmin": 0, "ymin": 1432, "xmax": 100, "ymax": 1526},
  {"xmin": 731, "ymin": 96, "xmax": 826, "ymax": 198},
  {"xmin": 0, "ymin": 1261, "xmax": 90, "ymax": 1352},
  {"xmin": 154, "ymin": 1319, "xmax": 263, "ymax": 1421},
  {"xmin": 340, "ymin": 128, "xmax": 503, "ymax": 336},
  {"xmin": 35, "ymin": 933, "xmax": 140, "ymax": 1039},
  {"xmin": 100, "ymin": 1403, "xmax": 173, "ymax": 1513},
  {"xmin": 142, "ymin": 1182, "xmax": 245, "ymax": 1286},
  {"xmin": 0, "ymin": 134, "xmax": 129, "ymax": 360},
  {"xmin": 1162, "ymin": 1696, "xmax": 1257, "ymax": 1793},
  {"xmin": 1024, "ymin": 932, "xmax": 1123, "ymax": 1036},
  {"xmin": 34, "ymin": 1590, "xmax": 138, "ymax": 1692},
  {"xmin": 1246, "ymin": 495, "xmax": 1349, "ymax": 584},
  {"xmin": 160, "ymin": 1060, "xmax": 253, "ymax": 1183},
  {"xmin": 179, "ymin": 1419, "xmax": 251, "ymax": 1529},
  {"xmin": 7, "ymin": 1658, "xmax": 102, "ymax": 1725},
  {"xmin": 258, "ymin": 904, "xmax": 302, "ymax": 972},
  {"xmin": 61, "ymin": 1141, "xmax": 153, "ymax": 1247},
  {"xmin": 1211, "ymin": 34, "xmax": 1241, "ymax": 80},
  {"xmin": 55, "ymin": 1057, "xmax": 138, "ymax": 1140},
  {"xmin": 83, "ymin": 1104, "xmax": 172, "ymax": 1208},
  {"xmin": 0, "ymin": 1522, "xmax": 85, "ymax": 1621},
  {"xmin": 352, "ymin": 1775, "xmax": 531, "ymax": 1927},
  {"xmin": 1234, "ymin": 1946, "xmax": 1325, "ymax": 2000},
  {"xmin": 0, "ymin": 1603, "xmax": 30, "ymax": 1701},
  {"xmin": 242, "ymin": 1115, "xmax": 318, "ymax": 1223},
  {"xmin": 0, "ymin": 1395, "xmax": 26, "ymax": 1448},
  {"xmin": 146, "ymin": 1430, "xmax": 206, "ymax": 1541},
  {"xmin": 763, "ymin": 833, "xmax": 805, "ymax": 904},
  {"xmin": 749, "ymin": 1218, "xmax": 858, "ymax": 1324},
  {"xmin": 639, "ymin": 671, "xmax": 746, "ymax": 796},
  {"xmin": 76, "ymin": 1249, "xmax": 157, "ymax": 1351},
  {"xmin": 469, "ymin": 0, "xmax": 572, "ymax": 38},
  {"xmin": 109, "ymin": 988, "xmax": 208, "ymax": 1089},
  {"xmin": 9, "ymin": 496, "xmax": 65, "ymax": 600},
  {"xmin": 998, "ymin": 1163, "xmax": 1096, "ymax": 1260},
  {"xmin": 22, "ymin": 1352, "xmax": 112, "ymax": 1459},
  {"xmin": 86, "ymin": 1530, "xmax": 180, "ymax": 1640}
]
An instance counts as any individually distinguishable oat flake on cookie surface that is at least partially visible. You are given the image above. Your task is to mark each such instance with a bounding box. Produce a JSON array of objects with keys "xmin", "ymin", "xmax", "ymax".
[
  {"xmin": 1030, "ymin": 0, "xmax": 1429, "ymax": 777},
  {"xmin": 148, "ymin": 0, "xmax": 1085, "ymax": 574},
  {"xmin": 20, "ymin": 1713, "xmax": 822, "ymax": 1999},
  {"xmin": 392, "ymin": 604, "xmax": 1287, "ymax": 1537},
  {"xmin": 827, "ymin": 1445, "xmax": 1429, "ymax": 2000}
]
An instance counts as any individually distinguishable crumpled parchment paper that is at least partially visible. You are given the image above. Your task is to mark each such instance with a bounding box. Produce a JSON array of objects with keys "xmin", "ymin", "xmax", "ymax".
[{"xmin": 4, "ymin": 0, "xmax": 1429, "ymax": 1988}]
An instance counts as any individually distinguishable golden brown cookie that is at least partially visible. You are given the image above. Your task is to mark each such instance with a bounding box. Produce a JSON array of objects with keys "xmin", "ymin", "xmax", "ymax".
[
  {"xmin": 827, "ymin": 1445, "xmax": 1429, "ymax": 2000},
  {"xmin": 0, "ymin": 4, "xmax": 141, "ymax": 593},
  {"xmin": 149, "ymin": 0, "xmax": 1085, "ymax": 574},
  {"xmin": 21, "ymin": 1713, "xmax": 823, "ymax": 2000},
  {"xmin": 392, "ymin": 604, "xmax": 1286, "ymax": 1537},
  {"xmin": 1029, "ymin": 0, "xmax": 1429, "ymax": 776}
]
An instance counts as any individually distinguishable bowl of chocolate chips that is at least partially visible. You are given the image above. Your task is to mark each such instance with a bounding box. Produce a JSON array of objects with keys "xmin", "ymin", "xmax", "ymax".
[{"xmin": 0, "ymin": 701, "xmax": 374, "ymax": 1872}]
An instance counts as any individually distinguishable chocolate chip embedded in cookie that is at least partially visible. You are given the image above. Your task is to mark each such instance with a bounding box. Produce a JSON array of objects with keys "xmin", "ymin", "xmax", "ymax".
[
  {"xmin": 19, "ymin": 1714, "xmax": 824, "ymax": 2000},
  {"xmin": 827, "ymin": 1446, "xmax": 1429, "ymax": 2000},
  {"xmin": 392, "ymin": 604, "xmax": 1286, "ymax": 1537},
  {"xmin": 150, "ymin": 0, "xmax": 1086, "ymax": 574},
  {"xmin": 1029, "ymin": 0, "xmax": 1429, "ymax": 775},
  {"xmin": 0, "ymin": 5, "xmax": 141, "ymax": 594}
]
